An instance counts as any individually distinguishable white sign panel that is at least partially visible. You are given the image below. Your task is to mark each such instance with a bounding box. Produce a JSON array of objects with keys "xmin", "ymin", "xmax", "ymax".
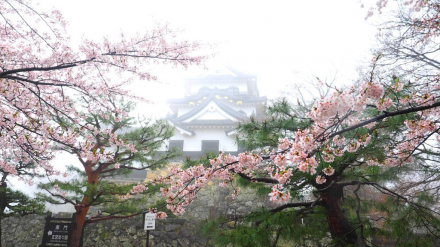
[{"xmin": 144, "ymin": 213, "xmax": 156, "ymax": 230}]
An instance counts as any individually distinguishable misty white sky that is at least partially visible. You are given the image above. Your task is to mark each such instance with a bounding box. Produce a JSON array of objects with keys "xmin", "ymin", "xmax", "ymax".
[
  {"xmin": 37, "ymin": 0, "xmax": 379, "ymax": 117},
  {"xmin": 11, "ymin": 1, "xmax": 385, "ymax": 208}
]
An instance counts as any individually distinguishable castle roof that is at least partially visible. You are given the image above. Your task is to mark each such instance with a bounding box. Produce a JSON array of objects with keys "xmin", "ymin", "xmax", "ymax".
[
  {"xmin": 167, "ymin": 89, "xmax": 266, "ymax": 114},
  {"xmin": 183, "ymin": 65, "xmax": 260, "ymax": 97},
  {"xmin": 166, "ymin": 66, "xmax": 266, "ymax": 136}
]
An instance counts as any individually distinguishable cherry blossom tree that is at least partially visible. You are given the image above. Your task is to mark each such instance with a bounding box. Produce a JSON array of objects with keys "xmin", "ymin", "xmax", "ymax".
[
  {"xmin": 154, "ymin": 2, "xmax": 440, "ymax": 246},
  {"xmin": 37, "ymin": 101, "xmax": 178, "ymax": 246},
  {"xmin": 0, "ymin": 0, "xmax": 207, "ymax": 246}
]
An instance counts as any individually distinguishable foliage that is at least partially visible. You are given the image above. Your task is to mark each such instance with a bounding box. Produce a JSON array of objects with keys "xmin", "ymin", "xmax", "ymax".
[
  {"xmin": 0, "ymin": 0, "xmax": 207, "ymax": 245},
  {"xmin": 201, "ymin": 207, "xmax": 330, "ymax": 247},
  {"xmin": 0, "ymin": 186, "xmax": 45, "ymax": 217},
  {"xmin": 236, "ymin": 98, "xmax": 311, "ymax": 151},
  {"xmin": 156, "ymin": 2, "xmax": 440, "ymax": 246},
  {"xmin": 36, "ymin": 100, "xmax": 179, "ymax": 225},
  {"xmin": 0, "ymin": 0, "xmax": 206, "ymax": 183}
]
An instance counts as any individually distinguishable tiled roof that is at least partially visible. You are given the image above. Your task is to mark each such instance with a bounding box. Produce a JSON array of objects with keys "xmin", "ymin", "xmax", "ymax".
[
  {"xmin": 168, "ymin": 97, "xmax": 248, "ymax": 123},
  {"xmin": 167, "ymin": 89, "xmax": 266, "ymax": 106}
]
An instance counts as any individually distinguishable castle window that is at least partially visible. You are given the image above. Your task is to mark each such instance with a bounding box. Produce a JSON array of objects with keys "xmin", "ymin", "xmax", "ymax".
[
  {"xmin": 169, "ymin": 140, "xmax": 184, "ymax": 151},
  {"xmin": 201, "ymin": 140, "xmax": 219, "ymax": 154}
]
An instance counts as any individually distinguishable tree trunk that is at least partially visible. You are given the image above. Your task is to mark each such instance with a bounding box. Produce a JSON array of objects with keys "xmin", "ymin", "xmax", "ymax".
[
  {"xmin": 321, "ymin": 184, "xmax": 358, "ymax": 246},
  {"xmin": 69, "ymin": 171, "xmax": 97, "ymax": 247},
  {"xmin": 69, "ymin": 204, "xmax": 89, "ymax": 247}
]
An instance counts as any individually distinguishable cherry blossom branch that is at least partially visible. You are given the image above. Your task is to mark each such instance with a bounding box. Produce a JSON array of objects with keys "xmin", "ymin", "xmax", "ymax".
[
  {"xmin": 398, "ymin": 126, "xmax": 440, "ymax": 166},
  {"xmin": 1, "ymin": 75, "xmax": 72, "ymax": 86},
  {"xmin": 236, "ymin": 172, "xmax": 279, "ymax": 184},
  {"xmin": 0, "ymin": 62, "xmax": 80, "ymax": 77},
  {"xmin": 338, "ymin": 180, "xmax": 440, "ymax": 217},
  {"xmin": 327, "ymin": 101, "xmax": 440, "ymax": 140},
  {"xmin": 4, "ymin": 0, "xmax": 55, "ymax": 49},
  {"xmin": 11, "ymin": 0, "xmax": 60, "ymax": 38}
]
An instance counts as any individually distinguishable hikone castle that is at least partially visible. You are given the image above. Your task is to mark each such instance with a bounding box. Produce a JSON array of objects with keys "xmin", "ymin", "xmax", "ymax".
[
  {"xmin": 106, "ymin": 66, "xmax": 267, "ymax": 183},
  {"xmin": 164, "ymin": 66, "xmax": 267, "ymax": 159}
]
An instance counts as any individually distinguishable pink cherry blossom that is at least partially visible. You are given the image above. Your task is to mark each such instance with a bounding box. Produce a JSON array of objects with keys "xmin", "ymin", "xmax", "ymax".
[
  {"xmin": 156, "ymin": 2, "xmax": 440, "ymax": 225},
  {"xmin": 156, "ymin": 212, "xmax": 167, "ymax": 219},
  {"xmin": 268, "ymin": 184, "xmax": 291, "ymax": 204},
  {"xmin": 0, "ymin": 0, "xmax": 208, "ymax": 185},
  {"xmin": 316, "ymin": 175, "xmax": 326, "ymax": 185},
  {"xmin": 323, "ymin": 166, "xmax": 335, "ymax": 176}
]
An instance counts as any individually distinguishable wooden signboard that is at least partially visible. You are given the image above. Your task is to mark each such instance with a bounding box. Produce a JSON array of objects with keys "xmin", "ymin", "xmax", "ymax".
[
  {"xmin": 40, "ymin": 212, "xmax": 75, "ymax": 247},
  {"xmin": 143, "ymin": 212, "xmax": 156, "ymax": 230}
]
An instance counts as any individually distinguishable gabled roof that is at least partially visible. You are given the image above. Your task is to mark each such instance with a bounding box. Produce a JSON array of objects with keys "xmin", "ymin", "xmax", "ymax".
[
  {"xmin": 165, "ymin": 66, "xmax": 267, "ymax": 136},
  {"xmin": 174, "ymin": 97, "xmax": 211, "ymax": 121},
  {"xmin": 166, "ymin": 95, "xmax": 254, "ymax": 136},
  {"xmin": 166, "ymin": 89, "xmax": 267, "ymax": 116},
  {"xmin": 225, "ymin": 128, "xmax": 237, "ymax": 136},
  {"xmin": 210, "ymin": 98, "xmax": 247, "ymax": 121},
  {"xmin": 167, "ymin": 118, "xmax": 196, "ymax": 136},
  {"xmin": 171, "ymin": 98, "xmax": 247, "ymax": 123},
  {"xmin": 167, "ymin": 118, "xmax": 238, "ymax": 136}
]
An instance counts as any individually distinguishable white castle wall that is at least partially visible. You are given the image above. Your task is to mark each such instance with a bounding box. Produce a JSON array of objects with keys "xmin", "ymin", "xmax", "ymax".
[{"xmin": 168, "ymin": 128, "xmax": 237, "ymax": 152}]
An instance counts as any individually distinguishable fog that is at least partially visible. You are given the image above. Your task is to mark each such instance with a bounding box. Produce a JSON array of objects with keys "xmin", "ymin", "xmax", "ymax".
[
  {"xmin": 38, "ymin": 0, "xmax": 378, "ymax": 115},
  {"xmin": 12, "ymin": 0, "xmax": 381, "ymax": 208}
]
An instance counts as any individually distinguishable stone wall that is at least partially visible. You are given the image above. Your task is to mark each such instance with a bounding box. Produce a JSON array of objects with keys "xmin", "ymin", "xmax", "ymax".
[
  {"xmin": 1, "ymin": 182, "xmax": 273, "ymax": 246},
  {"xmin": 83, "ymin": 217, "xmax": 210, "ymax": 247},
  {"xmin": 1, "ymin": 214, "xmax": 210, "ymax": 247},
  {"xmin": 183, "ymin": 181, "xmax": 274, "ymax": 220},
  {"xmin": 2, "ymin": 214, "xmax": 45, "ymax": 247}
]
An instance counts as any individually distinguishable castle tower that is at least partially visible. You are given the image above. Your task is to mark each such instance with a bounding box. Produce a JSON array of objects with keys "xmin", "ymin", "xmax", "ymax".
[{"xmin": 165, "ymin": 66, "xmax": 267, "ymax": 159}]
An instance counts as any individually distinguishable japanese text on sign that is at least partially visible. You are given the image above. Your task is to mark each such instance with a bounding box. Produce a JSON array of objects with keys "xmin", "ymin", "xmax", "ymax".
[{"xmin": 144, "ymin": 213, "xmax": 156, "ymax": 230}]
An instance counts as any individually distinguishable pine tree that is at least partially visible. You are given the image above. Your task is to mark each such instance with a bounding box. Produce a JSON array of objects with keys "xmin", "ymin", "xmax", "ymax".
[
  {"xmin": 160, "ymin": 3, "xmax": 440, "ymax": 246},
  {"xmin": 196, "ymin": 92, "xmax": 440, "ymax": 246},
  {"xmin": 36, "ymin": 101, "xmax": 179, "ymax": 246},
  {"xmin": 0, "ymin": 1, "xmax": 205, "ymax": 245}
]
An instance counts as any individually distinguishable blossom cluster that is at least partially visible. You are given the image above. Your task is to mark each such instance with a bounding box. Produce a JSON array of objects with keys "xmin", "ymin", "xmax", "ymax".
[
  {"xmin": 146, "ymin": 208, "xmax": 167, "ymax": 219},
  {"xmin": 268, "ymin": 184, "xmax": 291, "ymax": 204},
  {"xmin": 0, "ymin": 0, "xmax": 208, "ymax": 184},
  {"xmin": 309, "ymin": 81, "xmax": 386, "ymax": 124},
  {"xmin": 159, "ymin": 70, "xmax": 440, "ymax": 213},
  {"xmin": 155, "ymin": 152, "xmax": 262, "ymax": 215},
  {"xmin": 153, "ymin": 0, "xmax": 440, "ymax": 216}
]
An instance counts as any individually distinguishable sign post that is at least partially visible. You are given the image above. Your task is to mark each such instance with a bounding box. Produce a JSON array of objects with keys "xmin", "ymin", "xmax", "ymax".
[
  {"xmin": 39, "ymin": 212, "xmax": 75, "ymax": 247},
  {"xmin": 143, "ymin": 212, "xmax": 156, "ymax": 247}
]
